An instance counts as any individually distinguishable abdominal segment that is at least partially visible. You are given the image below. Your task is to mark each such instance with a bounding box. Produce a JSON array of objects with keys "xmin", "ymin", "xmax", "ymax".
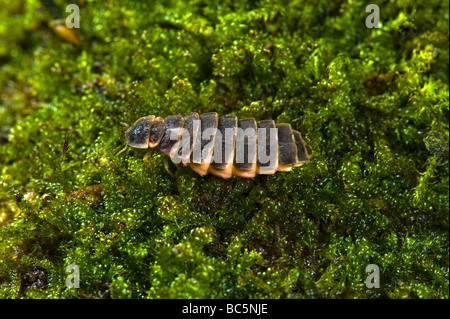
[{"xmin": 147, "ymin": 112, "xmax": 311, "ymax": 178}]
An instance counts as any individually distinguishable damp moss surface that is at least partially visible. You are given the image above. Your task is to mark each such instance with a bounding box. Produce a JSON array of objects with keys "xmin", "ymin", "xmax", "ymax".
[{"xmin": 0, "ymin": 0, "xmax": 448, "ymax": 299}]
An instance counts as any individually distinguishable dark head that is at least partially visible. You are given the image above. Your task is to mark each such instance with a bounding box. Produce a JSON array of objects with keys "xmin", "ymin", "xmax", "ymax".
[{"xmin": 124, "ymin": 115, "xmax": 155, "ymax": 148}]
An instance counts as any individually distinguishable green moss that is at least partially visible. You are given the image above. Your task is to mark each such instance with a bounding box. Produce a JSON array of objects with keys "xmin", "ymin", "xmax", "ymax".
[{"xmin": 0, "ymin": 0, "xmax": 448, "ymax": 299}]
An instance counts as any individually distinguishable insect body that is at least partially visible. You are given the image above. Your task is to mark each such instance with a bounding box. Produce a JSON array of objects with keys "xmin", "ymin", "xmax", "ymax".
[{"xmin": 119, "ymin": 112, "xmax": 311, "ymax": 178}]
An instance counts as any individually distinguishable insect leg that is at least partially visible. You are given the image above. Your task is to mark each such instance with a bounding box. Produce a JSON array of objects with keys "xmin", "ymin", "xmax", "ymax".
[
  {"xmin": 164, "ymin": 156, "xmax": 175, "ymax": 178},
  {"xmin": 143, "ymin": 148, "xmax": 153, "ymax": 161}
]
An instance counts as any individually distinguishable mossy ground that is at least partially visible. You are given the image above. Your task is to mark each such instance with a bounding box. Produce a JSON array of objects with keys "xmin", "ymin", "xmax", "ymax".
[{"xmin": 0, "ymin": 0, "xmax": 448, "ymax": 299}]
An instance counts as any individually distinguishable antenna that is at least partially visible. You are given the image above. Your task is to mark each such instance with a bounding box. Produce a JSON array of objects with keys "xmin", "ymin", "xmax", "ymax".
[
  {"xmin": 116, "ymin": 122, "xmax": 130, "ymax": 156},
  {"xmin": 115, "ymin": 144, "xmax": 128, "ymax": 157}
]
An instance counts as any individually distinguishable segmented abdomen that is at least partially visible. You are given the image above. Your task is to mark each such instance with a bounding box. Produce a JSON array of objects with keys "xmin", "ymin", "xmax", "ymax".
[{"xmin": 127, "ymin": 112, "xmax": 311, "ymax": 178}]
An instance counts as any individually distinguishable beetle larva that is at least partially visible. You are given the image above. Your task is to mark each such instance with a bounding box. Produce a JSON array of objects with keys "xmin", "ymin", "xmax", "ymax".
[{"xmin": 118, "ymin": 112, "xmax": 311, "ymax": 178}]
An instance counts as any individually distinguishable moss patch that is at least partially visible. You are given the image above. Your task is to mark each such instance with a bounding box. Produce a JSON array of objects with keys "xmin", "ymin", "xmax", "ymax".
[{"xmin": 0, "ymin": 0, "xmax": 448, "ymax": 298}]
